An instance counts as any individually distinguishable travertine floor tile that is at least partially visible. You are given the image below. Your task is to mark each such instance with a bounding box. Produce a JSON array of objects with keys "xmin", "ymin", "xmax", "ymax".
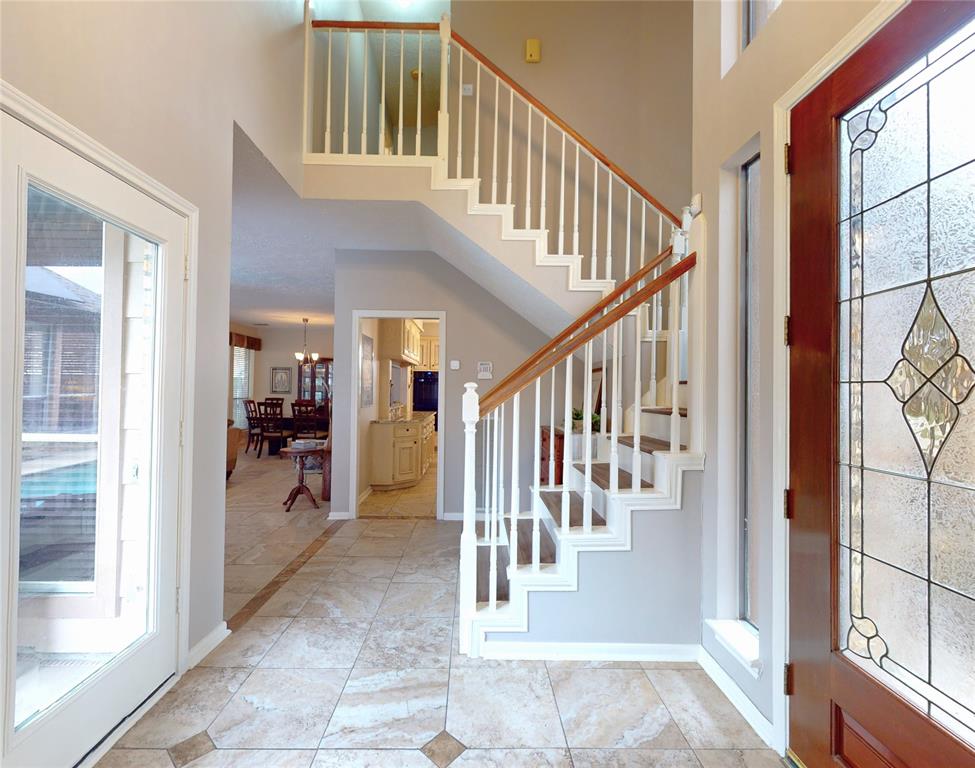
[
  {"xmin": 118, "ymin": 668, "xmax": 251, "ymax": 749},
  {"xmin": 259, "ymin": 618, "xmax": 370, "ymax": 669},
  {"xmin": 345, "ymin": 537, "xmax": 410, "ymax": 558},
  {"xmin": 451, "ymin": 750, "xmax": 572, "ymax": 767},
  {"xmin": 377, "ymin": 582, "xmax": 455, "ymax": 619},
  {"xmin": 570, "ymin": 749, "xmax": 702, "ymax": 767},
  {"xmin": 200, "ymin": 617, "xmax": 291, "ymax": 667},
  {"xmin": 312, "ymin": 749, "xmax": 434, "ymax": 767},
  {"xmin": 299, "ymin": 581, "xmax": 388, "ymax": 618},
  {"xmin": 207, "ymin": 668, "xmax": 346, "ymax": 749},
  {"xmin": 550, "ymin": 668, "xmax": 688, "ymax": 749},
  {"xmin": 184, "ymin": 749, "xmax": 316, "ymax": 767},
  {"xmin": 446, "ymin": 667, "xmax": 566, "ymax": 748},
  {"xmin": 356, "ymin": 617, "xmax": 452, "ymax": 669},
  {"xmin": 694, "ymin": 748, "xmax": 786, "ymax": 768},
  {"xmin": 329, "ymin": 556, "xmax": 401, "ymax": 582},
  {"xmin": 224, "ymin": 565, "xmax": 282, "ymax": 593},
  {"xmin": 95, "ymin": 749, "xmax": 174, "ymax": 767},
  {"xmin": 392, "ymin": 557, "xmax": 458, "ymax": 584},
  {"xmin": 319, "ymin": 668, "xmax": 449, "ymax": 748},
  {"xmin": 646, "ymin": 670, "xmax": 765, "ymax": 749}
]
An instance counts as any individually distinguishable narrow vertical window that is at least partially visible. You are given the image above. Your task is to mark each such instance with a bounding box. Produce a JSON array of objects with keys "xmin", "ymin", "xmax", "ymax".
[
  {"xmin": 740, "ymin": 154, "xmax": 761, "ymax": 627},
  {"xmin": 231, "ymin": 346, "xmax": 252, "ymax": 427},
  {"xmin": 742, "ymin": 0, "xmax": 780, "ymax": 48}
]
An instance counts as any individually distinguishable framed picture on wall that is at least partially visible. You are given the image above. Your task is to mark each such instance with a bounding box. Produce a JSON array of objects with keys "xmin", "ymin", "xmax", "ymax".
[
  {"xmin": 360, "ymin": 333, "xmax": 374, "ymax": 407},
  {"xmin": 270, "ymin": 366, "xmax": 292, "ymax": 394}
]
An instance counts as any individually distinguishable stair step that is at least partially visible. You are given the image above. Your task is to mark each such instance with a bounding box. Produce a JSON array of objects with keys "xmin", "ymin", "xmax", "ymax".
[
  {"xmin": 617, "ymin": 435, "xmax": 672, "ymax": 454},
  {"xmin": 573, "ymin": 462, "xmax": 653, "ymax": 491},
  {"xmin": 476, "ymin": 543, "xmax": 510, "ymax": 604},
  {"xmin": 511, "ymin": 517, "xmax": 557, "ymax": 564},
  {"xmin": 642, "ymin": 406, "xmax": 687, "ymax": 417},
  {"xmin": 539, "ymin": 489, "xmax": 606, "ymax": 528}
]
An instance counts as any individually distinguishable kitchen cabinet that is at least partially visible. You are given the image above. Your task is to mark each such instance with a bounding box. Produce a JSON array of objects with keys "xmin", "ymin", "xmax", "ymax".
[
  {"xmin": 417, "ymin": 336, "xmax": 440, "ymax": 371},
  {"xmin": 378, "ymin": 318, "xmax": 422, "ymax": 365},
  {"xmin": 370, "ymin": 412, "xmax": 435, "ymax": 490}
]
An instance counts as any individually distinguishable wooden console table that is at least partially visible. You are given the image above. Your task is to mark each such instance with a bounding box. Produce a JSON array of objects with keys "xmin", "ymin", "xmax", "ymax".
[{"xmin": 278, "ymin": 446, "xmax": 331, "ymax": 510}]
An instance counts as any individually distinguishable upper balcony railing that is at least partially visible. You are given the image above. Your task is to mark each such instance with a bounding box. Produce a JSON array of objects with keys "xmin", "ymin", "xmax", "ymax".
[{"xmin": 304, "ymin": 14, "xmax": 683, "ymax": 286}]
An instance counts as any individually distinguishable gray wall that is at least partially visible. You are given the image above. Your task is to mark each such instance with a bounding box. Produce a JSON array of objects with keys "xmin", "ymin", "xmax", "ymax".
[
  {"xmin": 488, "ymin": 472, "xmax": 702, "ymax": 645},
  {"xmin": 333, "ymin": 249, "xmax": 576, "ymax": 516}
]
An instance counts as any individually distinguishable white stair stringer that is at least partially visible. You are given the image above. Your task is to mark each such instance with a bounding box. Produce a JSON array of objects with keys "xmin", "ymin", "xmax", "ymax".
[
  {"xmin": 466, "ymin": 451, "xmax": 705, "ymax": 658},
  {"xmin": 302, "ymin": 154, "xmax": 614, "ymax": 336}
]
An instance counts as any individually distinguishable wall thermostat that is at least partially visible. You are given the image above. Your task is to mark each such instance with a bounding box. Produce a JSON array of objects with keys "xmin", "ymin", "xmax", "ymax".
[{"xmin": 449, "ymin": 359, "xmax": 461, "ymax": 371}]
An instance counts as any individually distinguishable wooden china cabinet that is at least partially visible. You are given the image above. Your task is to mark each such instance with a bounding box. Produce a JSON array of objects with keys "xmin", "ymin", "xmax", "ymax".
[{"xmin": 297, "ymin": 358, "xmax": 333, "ymax": 412}]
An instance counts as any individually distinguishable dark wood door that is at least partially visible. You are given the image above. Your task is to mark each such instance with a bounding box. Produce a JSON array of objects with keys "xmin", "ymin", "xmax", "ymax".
[{"xmin": 789, "ymin": 3, "xmax": 975, "ymax": 766}]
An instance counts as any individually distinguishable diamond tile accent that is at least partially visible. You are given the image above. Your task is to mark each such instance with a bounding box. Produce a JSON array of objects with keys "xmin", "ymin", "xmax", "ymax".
[
  {"xmin": 903, "ymin": 288, "xmax": 957, "ymax": 376},
  {"xmin": 904, "ymin": 383, "xmax": 958, "ymax": 472},
  {"xmin": 421, "ymin": 730, "xmax": 466, "ymax": 767},
  {"xmin": 886, "ymin": 359, "xmax": 926, "ymax": 402},
  {"xmin": 934, "ymin": 355, "xmax": 975, "ymax": 404},
  {"xmin": 168, "ymin": 730, "xmax": 215, "ymax": 768}
]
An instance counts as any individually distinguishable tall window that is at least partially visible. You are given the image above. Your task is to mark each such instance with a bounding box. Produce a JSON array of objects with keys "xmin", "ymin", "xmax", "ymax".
[
  {"xmin": 742, "ymin": 0, "xmax": 780, "ymax": 48},
  {"xmin": 231, "ymin": 346, "xmax": 252, "ymax": 427},
  {"xmin": 740, "ymin": 154, "xmax": 761, "ymax": 626}
]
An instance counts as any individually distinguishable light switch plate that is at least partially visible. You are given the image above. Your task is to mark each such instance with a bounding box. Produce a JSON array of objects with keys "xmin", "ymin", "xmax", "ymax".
[
  {"xmin": 449, "ymin": 359, "xmax": 461, "ymax": 370},
  {"xmin": 462, "ymin": 83, "xmax": 474, "ymax": 97}
]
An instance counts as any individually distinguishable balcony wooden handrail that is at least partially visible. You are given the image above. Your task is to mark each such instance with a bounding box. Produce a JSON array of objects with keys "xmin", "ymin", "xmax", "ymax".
[
  {"xmin": 451, "ymin": 31, "xmax": 682, "ymax": 229},
  {"xmin": 312, "ymin": 20, "xmax": 440, "ymax": 31},
  {"xmin": 482, "ymin": 246, "xmax": 673, "ymax": 409},
  {"xmin": 479, "ymin": 252, "xmax": 696, "ymax": 416}
]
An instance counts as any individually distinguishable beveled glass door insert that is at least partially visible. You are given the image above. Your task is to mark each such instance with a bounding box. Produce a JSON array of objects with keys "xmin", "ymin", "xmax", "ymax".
[{"xmin": 837, "ymin": 17, "xmax": 975, "ymax": 747}]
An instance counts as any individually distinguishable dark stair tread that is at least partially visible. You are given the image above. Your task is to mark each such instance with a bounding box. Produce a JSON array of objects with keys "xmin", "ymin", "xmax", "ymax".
[
  {"xmin": 573, "ymin": 462, "xmax": 653, "ymax": 491},
  {"xmin": 539, "ymin": 489, "xmax": 606, "ymax": 528},
  {"xmin": 642, "ymin": 406, "xmax": 687, "ymax": 417},
  {"xmin": 476, "ymin": 543, "xmax": 510, "ymax": 603},
  {"xmin": 617, "ymin": 435, "xmax": 672, "ymax": 454},
  {"xmin": 511, "ymin": 517, "xmax": 557, "ymax": 564}
]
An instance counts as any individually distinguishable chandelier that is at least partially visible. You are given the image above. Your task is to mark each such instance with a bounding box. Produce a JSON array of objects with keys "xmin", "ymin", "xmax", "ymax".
[{"xmin": 294, "ymin": 318, "xmax": 320, "ymax": 365}]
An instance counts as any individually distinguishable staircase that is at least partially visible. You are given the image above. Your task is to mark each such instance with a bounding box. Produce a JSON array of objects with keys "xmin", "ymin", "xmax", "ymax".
[{"xmin": 300, "ymin": 10, "xmax": 705, "ymax": 658}]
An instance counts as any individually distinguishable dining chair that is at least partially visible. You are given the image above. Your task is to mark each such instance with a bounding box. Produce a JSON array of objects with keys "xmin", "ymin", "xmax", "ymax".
[
  {"xmin": 256, "ymin": 399, "xmax": 293, "ymax": 458},
  {"xmin": 243, "ymin": 399, "xmax": 261, "ymax": 454},
  {"xmin": 292, "ymin": 401, "xmax": 328, "ymax": 440}
]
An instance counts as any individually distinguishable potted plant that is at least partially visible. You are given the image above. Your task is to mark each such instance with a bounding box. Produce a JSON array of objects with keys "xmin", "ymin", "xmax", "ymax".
[{"xmin": 572, "ymin": 408, "xmax": 600, "ymax": 432}]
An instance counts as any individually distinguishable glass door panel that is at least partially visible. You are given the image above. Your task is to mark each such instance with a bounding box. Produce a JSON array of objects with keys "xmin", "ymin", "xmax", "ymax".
[
  {"xmin": 15, "ymin": 185, "xmax": 160, "ymax": 731},
  {"xmin": 837, "ymin": 17, "xmax": 975, "ymax": 747}
]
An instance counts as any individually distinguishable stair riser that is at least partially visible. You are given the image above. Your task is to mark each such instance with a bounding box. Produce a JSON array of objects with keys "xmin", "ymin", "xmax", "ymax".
[
  {"xmin": 640, "ymin": 412, "xmax": 689, "ymax": 444},
  {"xmin": 613, "ymin": 442, "xmax": 655, "ymax": 483},
  {"xmin": 566, "ymin": 465, "xmax": 609, "ymax": 517}
]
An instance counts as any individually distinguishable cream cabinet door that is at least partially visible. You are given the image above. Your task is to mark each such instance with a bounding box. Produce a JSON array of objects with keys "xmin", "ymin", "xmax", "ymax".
[{"xmin": 392, "ymin": 438, "xmax": 419, "ymax": 482}]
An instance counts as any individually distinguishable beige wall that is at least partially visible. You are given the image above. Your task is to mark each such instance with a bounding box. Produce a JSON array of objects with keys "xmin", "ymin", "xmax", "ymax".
[
  {"xmin": 450, "ymin": 0, "xmax": 693, "ymax": 217},
  {"xmin": 691, "ymin": 0, "xmax": 885, "ymax": 725},
  {"xmin": 1, "ymin": 1, "xmax": 305, "ymax": 648}
]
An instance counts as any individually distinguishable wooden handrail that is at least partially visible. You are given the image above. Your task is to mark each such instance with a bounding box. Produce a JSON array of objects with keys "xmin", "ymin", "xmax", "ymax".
[
  {"xmin": 451, "ymin": 31, "xmax": 682, "ymax": 229},
  {"xmin": 312, "ymin": 20, "xmax": 440, "ymax": 31},
  {"xmin": 482, "ymin": 246, "xmax": 673, "ymax": 407},
  {"xmin": 479, "ymin": 253, "xmax": 696, "ymax": 416}
]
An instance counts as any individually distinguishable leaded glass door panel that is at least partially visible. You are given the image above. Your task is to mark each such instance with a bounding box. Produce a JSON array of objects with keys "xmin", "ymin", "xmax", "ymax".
[{"xmin": 789, "ymin": 3, "xmax": 975, "ymax": 767}]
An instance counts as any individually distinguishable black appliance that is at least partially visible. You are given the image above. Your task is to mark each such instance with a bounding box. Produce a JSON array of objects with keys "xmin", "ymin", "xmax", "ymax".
[{"xmin": 412, "ymin": 371, "xmax": 439, "ymax": 429}]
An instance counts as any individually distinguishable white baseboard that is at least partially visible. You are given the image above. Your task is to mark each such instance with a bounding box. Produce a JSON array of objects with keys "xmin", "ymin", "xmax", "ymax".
[
  {"xmin": 186, "ymin": 622, "xmax": 230, "ymax": 668},
  {"xmin": 442, "ymin": 512, "xmax": 463, "ymax": 521},
  {"xmin": 77, "ymin": 675, "xmax": 178, "ymax": 768},
  {"xmin": 697, "ymin": 647, "xmax": 777, "ymax": 751},
  {"xmin": 327, "ymin": 510, "xmax": 354, "ymax": 520},
  {"xmin": 479, "ymin": 640, "xmax": 701, "ymax": 662}
]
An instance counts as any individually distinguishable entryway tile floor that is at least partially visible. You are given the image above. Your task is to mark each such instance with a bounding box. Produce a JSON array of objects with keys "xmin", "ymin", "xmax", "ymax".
[
  {"xmin": 100, "ymin": 514, "xmax": 785, "ymax": 767},
  {"xmin": 358, "ymin": 463, "xmax": 438, "ymax": 519}
]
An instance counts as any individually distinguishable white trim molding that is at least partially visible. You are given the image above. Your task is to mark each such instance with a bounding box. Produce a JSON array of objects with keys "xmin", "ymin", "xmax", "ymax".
[{"xmin": 186, "ymin": 622, "xmax": 230, "ymax": 668}]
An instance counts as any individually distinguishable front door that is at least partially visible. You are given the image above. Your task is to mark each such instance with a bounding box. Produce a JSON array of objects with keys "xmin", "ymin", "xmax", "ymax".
[
  {"xmin": 789, "ymin": 3, "xmax": 975, "ymax": 766},
  {"xmin": 1, "ymin": 111, "xmax": 187, "ymax": 767}
]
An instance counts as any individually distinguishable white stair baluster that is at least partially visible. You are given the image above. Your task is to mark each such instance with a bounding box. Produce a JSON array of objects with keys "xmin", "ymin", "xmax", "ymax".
[
  {"xmin": 473, "ymin": 62, "xmax": 481, "ymax": 184},
  {"xmin": 325, "ymin": 29, "xmax": 333, "ymax": 152},
  {"xmin": 540, "ymin": 117, "xmax": 547, "ymax": 235},
  {"xmin": 455, "ymin": 45, "xmax": 463, "ymax": 177},
  {"xmin": 533, "ymin": 378, "xmax": 541, "ymax": 572},
  {"xmin": 379, "ymin": 32, "xmax": 387, "ymax": 155},
  {"xmin": 625, "ymin": 188, "xmax": 632, "ymax": 277},
  {"xmin": 459, "ymin": 383, "xmax": 478, "ymax": 654},
  {"xmin": 361, "ymin": 29, "xmax": 368, "ymax": 154},
  {"xmin": 437, "ymin": 15, "xmax": 449, "ymax": 168},
  {"xmin": 632, "ymin": 302, "xmax": 644, "ymax": 490},
  {"xmin": 506, "ymin": 88, "xmax": 513, "ymax": 204},
  {"xmin": 343, "ymin": 29, "xmax": 350, "ymax": 154},
  {"xmin": 583, "ymin": 340, "xmax": 594, "ymax": 533},
  {"xmin": 610, "ymin": 320, "xmax": 620, "ymax": 494},
  {"xmin": 605, "ymin": 174, "xmax": 613, "ymax": 280},
  {"xmin": 669, "ymin": 275, "xmax": 681, "ymax": 452},
  {"xmin": 573, "ymin": 143, "xmax": 580, "ymax": 256},
  {"xmin": 561, "ymin": 353, "xmax": 573, "ymax": 534},
  {"xmin": 509, "ymin": 393, "xmax": 520, "ymax": 574},
  {"xmin": 591, "ymin": 157, "xmax": 598, "ymax": 279},
  {"xmin": 599, "ymin": 323, "xmax": 607, "ymax": 447},
  {"xmin": 558, "ymin": 132, "xmax": 566, "ymax": 256},
  {"xmin": 398, "ymin": 30, "xmax": 405, "ymax": 155},
  {"xmin": 483, "ymin": 409, "xmax": 491, "ymax": 539},
  {"xmin": 491, "ymin": 78, "xmax": 499, "ymax": 203},
  {"xmin": 525, "ymin": 106, "xmax": 532, "ymax": 228},
  {"xmin": 415, "ymin": 31, "xmax": 423, "ymax": 156},
  {"xmin": 548, "ymin": 368, "xmax": 556, "ymax": 489},
  {"xmin": 639, "ymin": 203, "xmax": 646, "ymax": 269}
]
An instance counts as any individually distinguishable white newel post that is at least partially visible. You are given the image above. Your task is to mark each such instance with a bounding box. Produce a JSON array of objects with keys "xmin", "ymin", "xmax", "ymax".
[
  {"xmin": 437, "ymin": 14, "xmax": 451, "ymax": 175},
  {"xmin": 459, "ymin": 382, "xmax": 478, "ymax": 655}
]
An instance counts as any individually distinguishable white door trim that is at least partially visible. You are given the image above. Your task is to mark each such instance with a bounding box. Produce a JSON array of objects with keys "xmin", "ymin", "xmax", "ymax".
[
  {"xmin": 349, "ymin": 309, "xmax": 447, "ymax": 520},
  {"xmin": 767, "ymin": 0, "xmax": 907, "ymax": 755},
  {"xmin": 0, "ymin": 80, "xmax": 200, "ymax": 747}
]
